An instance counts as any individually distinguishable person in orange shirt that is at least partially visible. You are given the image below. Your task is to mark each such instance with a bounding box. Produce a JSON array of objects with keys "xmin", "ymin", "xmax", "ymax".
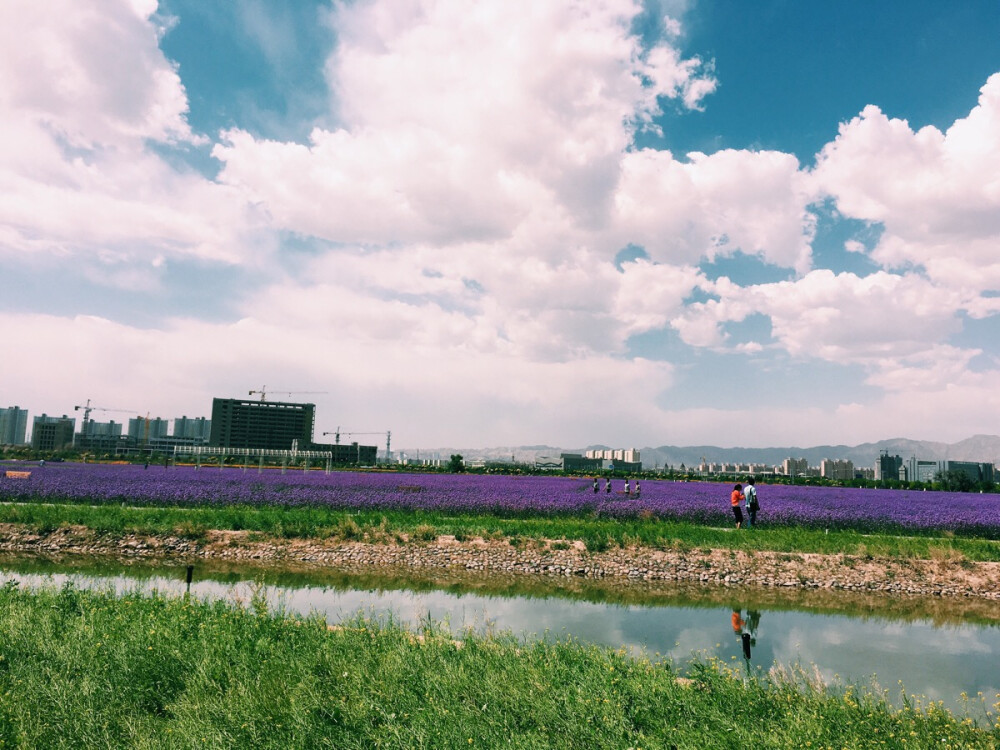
[{"xmin": 731, "ymin": 483, "xmax": 745, "ymax": 529}]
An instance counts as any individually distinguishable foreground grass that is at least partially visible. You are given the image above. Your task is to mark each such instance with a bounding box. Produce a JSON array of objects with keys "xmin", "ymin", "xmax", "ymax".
[
  {"xmin": 1, "ymin": 501, "xmax": 999, "ymax": 562},
  {"xmin": 0, "ymin": 582, "xmax": 995, "ymax": 749}
]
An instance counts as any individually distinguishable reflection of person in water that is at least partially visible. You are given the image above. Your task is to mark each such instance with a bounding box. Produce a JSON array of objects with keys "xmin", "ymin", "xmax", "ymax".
[
  {"xmin": 730, "ymin": 609, "xmax": 745, "ymax": 637},
  {"xmin": 731, "ymin": 608, "xmax": 762, "ymax": 660},
  {"xmin": 745, "ymin": 609, "xmax": 761, "ymax": 647}
]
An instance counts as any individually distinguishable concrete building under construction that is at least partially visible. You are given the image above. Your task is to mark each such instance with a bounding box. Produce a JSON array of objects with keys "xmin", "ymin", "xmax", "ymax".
[
  {"xmin": 310, "ymin": 441, "xmax": 378, "ymax": 465},
  {"xmin": 207, "ymin": 397, "xmax": 379, "ymax": 463},
  {"xmin": 31, "ymin": 414, "xmax": 76, "ymax": 451},
  {"xmin": 209, "ymin": 398, "xmax": 316, "ymax": 451}
]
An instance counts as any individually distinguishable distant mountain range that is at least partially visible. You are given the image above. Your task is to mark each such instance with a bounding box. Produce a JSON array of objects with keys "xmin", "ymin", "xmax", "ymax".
[
  {"xmin": 635, "ymin": 435, "xmax": 1000, "ymax": 470},
  {"xmin": 425, "ymin": 435, "xmax": 1000, "ymax": 469}
]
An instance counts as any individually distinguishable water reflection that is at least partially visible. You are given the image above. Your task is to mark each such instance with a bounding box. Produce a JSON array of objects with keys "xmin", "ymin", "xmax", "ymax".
[
  {"xmin": 0, "ymin": 553, "xmax": 997, "ymax": 719},
  {"xmin": 730, "ymin": 607, "xmax": 761, "ymax": 661}
]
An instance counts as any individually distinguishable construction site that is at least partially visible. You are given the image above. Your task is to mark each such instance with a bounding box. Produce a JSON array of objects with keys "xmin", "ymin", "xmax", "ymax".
[{"xmin": 9, "ymin": 388, "xmax": 390, "ymax": 468}]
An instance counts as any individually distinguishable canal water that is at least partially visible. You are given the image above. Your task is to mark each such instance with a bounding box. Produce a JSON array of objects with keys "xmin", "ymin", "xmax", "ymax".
[{"xmin": 2, "ymin": 554, "xmax": 997, "ymax": 721}]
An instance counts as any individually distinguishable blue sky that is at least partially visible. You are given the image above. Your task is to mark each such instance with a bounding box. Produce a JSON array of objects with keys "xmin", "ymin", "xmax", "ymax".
[{"xmin": 2, "ymin": 0, "xmax": 1000, "ymax": 451}]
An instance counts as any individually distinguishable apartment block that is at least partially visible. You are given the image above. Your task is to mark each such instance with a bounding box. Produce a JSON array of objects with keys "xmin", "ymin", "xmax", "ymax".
[
  {"xmin": 0, "ymin": 406, "xmax": 28, "ymax": 445},
  {"xmin": 31, "ymin": 414, "xmax": 75, "ymax": 451},
  {"xmin": 820, "ymin": 458, "xmax": 854, "ymax": 480},
  {"xmin": 584, "ymin": 448, "xmax": 641, "ymax": 464},
  {"xmin": 81, "ymin": 420, "xmax": 124, "ymax": 437},
  {"xmin": 173, "ymin": 416, "xmax": 211, "ymax": 441},
  {"xmin": 127, "ymin": 417, "xmax": 169, "ymax": 441},
  {"xmin": 783, "ymin": 457, "xmax": 809, "ymax": 477}
]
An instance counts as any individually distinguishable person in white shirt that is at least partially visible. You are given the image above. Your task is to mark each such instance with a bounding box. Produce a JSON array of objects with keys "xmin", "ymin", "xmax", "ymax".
[{"xmin": 744, "ymin": 477, "xmax": 759, "ymax": 528}]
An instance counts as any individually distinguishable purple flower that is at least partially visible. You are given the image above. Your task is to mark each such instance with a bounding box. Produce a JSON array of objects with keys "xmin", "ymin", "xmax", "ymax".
[{"xmin": 2, "ymin": 463, "xmax": 998, "ymax": 537}]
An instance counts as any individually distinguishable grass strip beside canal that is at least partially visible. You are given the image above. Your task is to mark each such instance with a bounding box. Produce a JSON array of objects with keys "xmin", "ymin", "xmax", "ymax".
[
  {"xmin": 0, "ymin": 581, "xmax": 996, "ymax": 749},
  {"xmin": 0, "ymin": 501, "xmax": 998, "ymax": 562}
]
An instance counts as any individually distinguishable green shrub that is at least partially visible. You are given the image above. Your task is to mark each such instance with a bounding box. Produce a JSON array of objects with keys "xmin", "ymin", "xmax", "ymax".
[{"xmin": 412, "ymin": 524, "xmax": 437, "ymax": 542}]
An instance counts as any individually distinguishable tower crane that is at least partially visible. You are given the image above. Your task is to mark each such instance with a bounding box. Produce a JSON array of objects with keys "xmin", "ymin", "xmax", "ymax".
[
  {"xmin": 73, "ymin": 399, "xmax": 134, "ymax": 431},
  {"xmin": 248, "ymin": 386, "xmax": 328, "ymax": 402}
]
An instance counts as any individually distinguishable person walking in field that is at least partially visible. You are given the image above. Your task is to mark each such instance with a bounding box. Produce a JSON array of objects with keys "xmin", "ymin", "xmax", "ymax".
[
  {"xmin": 634, "ymin": 481, "xmax": 640, "ymax": 498},
  {"xmin": 593, "ymin": 477, "xmax": 599, "ymax": 493},
  {"xmin": 605, "ymin": 478, "xmax": 612, "ymax": 494},
  {"xmin": 731, "ymin": 483, "xmax": 745, "ymax": 529},
  {"xmin": 744, "ymin": 477, "xmax": 759, "ymax": 528},
  {"xmin": 624, "ymin": 479, "xmax": 630, "ymax": 495}
]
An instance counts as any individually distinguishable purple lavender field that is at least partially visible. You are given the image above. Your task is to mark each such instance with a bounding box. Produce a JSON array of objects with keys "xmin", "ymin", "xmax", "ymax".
[{"xmin": 2, "ymin": 462, "xmax": 999, "ymax": 537}]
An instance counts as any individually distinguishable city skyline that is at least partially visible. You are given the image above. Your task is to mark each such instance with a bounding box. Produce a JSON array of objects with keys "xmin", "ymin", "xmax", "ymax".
[
  {"xmin": 5, "ymin": 400, "xmax": 1000, "ymax": 471},
  {"xmin": 2, "ymin": 2, "xmax": 1000, "ymax": 450}
]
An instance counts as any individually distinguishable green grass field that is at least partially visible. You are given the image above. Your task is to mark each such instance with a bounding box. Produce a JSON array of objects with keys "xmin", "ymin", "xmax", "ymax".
[
  {"xmin": 1, "ymin": 500, "xmax": 998, "ymax": 562},
  {"xmin": 0, "ymin": 582, "xmax": 995, "ymax": 749}
]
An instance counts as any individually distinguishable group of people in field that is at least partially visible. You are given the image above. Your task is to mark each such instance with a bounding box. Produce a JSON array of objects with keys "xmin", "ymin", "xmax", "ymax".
[
  {"xmin": 591, "ymin": 477, "xmax": 640, "ymax": 497},
  {"xmin": 587, "ymin": 475, "xmax": 759, "ymax": 527},
  {"xmin": 729, "ymin": 477, "xmax": 760, "ymax": 528}
]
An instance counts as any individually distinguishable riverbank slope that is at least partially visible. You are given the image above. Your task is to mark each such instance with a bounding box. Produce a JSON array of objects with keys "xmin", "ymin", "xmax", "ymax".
[{"xmin": 2, "ymin": 523, "xmax": 997, "ymax": 601}]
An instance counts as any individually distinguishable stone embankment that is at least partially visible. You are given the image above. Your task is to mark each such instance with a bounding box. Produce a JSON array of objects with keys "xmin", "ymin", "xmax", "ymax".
[{"xmin": 1, "ymin": 524, "xmax": 998, "ymax": 600}]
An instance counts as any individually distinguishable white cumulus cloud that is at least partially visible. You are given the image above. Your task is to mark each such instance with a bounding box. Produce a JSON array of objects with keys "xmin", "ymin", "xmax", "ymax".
[
  {"xmin": 213, "ymin": 0, "xmax": 718, "ymax": 246},
  {"xmin": 812, "ymin": 73, "xmax": 1000, "ymax": 295},
  {"xmin": 0, "ymin": 0, "xmax": 257, "ymax": 272}
]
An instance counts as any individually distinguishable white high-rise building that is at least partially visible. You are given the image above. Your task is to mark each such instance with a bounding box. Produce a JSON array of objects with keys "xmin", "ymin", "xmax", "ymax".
[
  {"xmin": 783, "ymin": 457, "xmax": 808, "ymax": 476},
  {"xmin": 0, "ymin": 406, "xmax": 28, "ymax": 445},
  {"xmin": 585, "ymin": 448, "xmax": 640, "ymax": 463},
  {"xmin": 621, "ymin": 448, "xmax": 640, "ymax": 463},
  {"xmin": 173, "ymin": 416, "xmax": 211, "ymax": 440},
  {"xmin": 820, "ymin": 459, "xmax": 854, "ymax": 480},
  {"xmin": 128, "ymin": 417, "xmax": 169, "ymax": 441},
  {"xmin": 82, "ymin": 420, "xmax": 123, "ymax": 437}
]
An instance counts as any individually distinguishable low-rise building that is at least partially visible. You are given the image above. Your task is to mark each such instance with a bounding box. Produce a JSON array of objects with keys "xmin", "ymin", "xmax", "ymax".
[
  {"xmin": 309, "ymin": 441, "xmax": 378, "ymax": 465},
  {"xmin": 937, "ymin": 460, "xmax": 995, "ymax": 485},
  {"xmin": 561, "ymin": 453, "xmax": 605, "ymax": 473},
  {"xmin": 905, "ymin": 457, "xmax": 939, "ymax": 483},
  {"xmin": 76, "ymin": 419, "xmax": 128, "ymax": 452},
  {"xmin": 534, "ymin": 455, "xmax": 564, "ymax": 471}
]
